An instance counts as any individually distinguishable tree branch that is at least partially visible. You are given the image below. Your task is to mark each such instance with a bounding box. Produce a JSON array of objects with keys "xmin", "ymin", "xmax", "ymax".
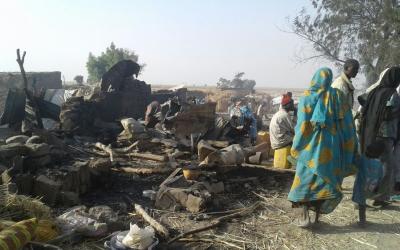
[
  {"xmin": 16, "ymin": 49, "xmax": 43, "ymax": 129},
  {"xmin": 294, "ymin": 53, "xmax": 327, "ymax": 64},
  {"xmin": 290, "ymin": 30, "xmax": 346, "ymax": 63}
]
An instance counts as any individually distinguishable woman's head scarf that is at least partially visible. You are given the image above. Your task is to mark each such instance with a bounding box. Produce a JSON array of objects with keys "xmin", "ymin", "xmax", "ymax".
[{"xmin": 292, "ymin": 67, "xmax": 353, "ymax": 156}]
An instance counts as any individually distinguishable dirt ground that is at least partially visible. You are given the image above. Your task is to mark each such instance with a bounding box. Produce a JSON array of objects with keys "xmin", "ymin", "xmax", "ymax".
[
  {"xmin": 162, "ymin": 172, "xmax": 400, "ymax": 250},
  {"xmin": 65, "ymin": 167, "xmax": 400, "ymax": 250}
]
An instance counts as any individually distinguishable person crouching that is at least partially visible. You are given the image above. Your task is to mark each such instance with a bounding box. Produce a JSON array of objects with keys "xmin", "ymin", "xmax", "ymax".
[{"xmin": 269, "ymin": 94, "xmax": 295, "ymax": 150}]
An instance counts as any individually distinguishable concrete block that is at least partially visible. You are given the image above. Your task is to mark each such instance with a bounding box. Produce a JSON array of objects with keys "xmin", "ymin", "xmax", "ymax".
[
  {"xmin": 58, "ymin": 191, "xmax": 80, "ymax": 206},
  {"xmin": 15, "ymin": 173, "xmax": 34, "ymax": 195},
  {"xmin": 0, "ymin": 143, "xmax": 29, "ymax": 158},
  {"xmin": 34, "ymin": 175, "xmax": 61, "ymax": 205}
]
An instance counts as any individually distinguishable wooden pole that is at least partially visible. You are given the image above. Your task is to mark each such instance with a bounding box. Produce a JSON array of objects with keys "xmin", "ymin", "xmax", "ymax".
[
  {"xmin": 168, "ymin": 201, "xmax": 261, "ymax": 244},
  {"xmin": 16, "ymin": 49, "xmax": 43, "ymax": 128},
  {"xmin": 134, "ymin": 204, "xmax": 170, "ymax": 239},
  {"xmin": 129, "ymin": 152, "xmax": 168, "ymax": 162}
]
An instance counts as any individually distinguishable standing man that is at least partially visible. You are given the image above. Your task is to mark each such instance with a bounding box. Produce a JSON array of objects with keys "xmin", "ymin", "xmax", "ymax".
[{"xmin": 331, "ymin": 59, "xmax": 359, "ymax": 109}]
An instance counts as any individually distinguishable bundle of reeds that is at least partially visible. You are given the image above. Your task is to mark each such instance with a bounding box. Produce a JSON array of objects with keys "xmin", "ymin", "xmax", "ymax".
[
  {"xmin": 6, "ymin": 194, "xmax": 51, "ymax": 219},
  {"xmin": 0, "ymin": 175, "xmax": 51, "ymax": 220}
]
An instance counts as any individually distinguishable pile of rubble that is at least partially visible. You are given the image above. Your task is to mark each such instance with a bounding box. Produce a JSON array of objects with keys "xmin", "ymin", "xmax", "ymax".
[
  {"xmin": 0, "ymin": 133, "xmax": 88, "ymax": 206},
  {"xmin": 0, "ymin": 59, "xmax": 282, "ymax": 249}
]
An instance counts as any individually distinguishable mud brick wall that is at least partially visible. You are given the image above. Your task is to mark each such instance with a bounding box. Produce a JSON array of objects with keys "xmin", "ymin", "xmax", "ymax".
[
  {"xmin": 95, "ymin": 79, "xmax": 152, "ymax": 121},
  {"xmin": 0, "ymin": 72, "xmax": 62, "ymax": 114}
]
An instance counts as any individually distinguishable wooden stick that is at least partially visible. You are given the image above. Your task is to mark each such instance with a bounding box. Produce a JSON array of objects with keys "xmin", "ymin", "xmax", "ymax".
[
  {"xmin": 16, "ymin": 49, "xmax": 28, "ymax": 96},
  {"xmin": 134, "ymin": 204, "xmax": 170, "ymax": 238},
  {"xmin": 95, "ymin": 142, "xmax": 114, "ymax": 161},
  {"xmin": 113, "ymin": 142, "xmax": 138, "ymax": 154},
  {"xmin": 178, "ymin": 238, "xmax": 243, "ymax": 249},
  {"xmin": 168, "ymin": 201, "xmax": 261, "ymax": 244},
  {"xmin": 242, "ymin": 163, "xmax": 295, "ymax": 173},
  {"xmin": 160, "ymin": 168, "xmax": 181, "ymax": 187},
  {"xmin": 129, "ymin": 152, "xmax": 168, "ymax": 162},
  {"xmin": 202, "ymin": 207, "xmax": 246, "ymax": 216},
  {"xmin": 350, "ymin": 237, "xmax": 377, "ymax": 249},
  {"xmin": 115, "ymin": 167, "xmax": 172, "ymax": 175}
]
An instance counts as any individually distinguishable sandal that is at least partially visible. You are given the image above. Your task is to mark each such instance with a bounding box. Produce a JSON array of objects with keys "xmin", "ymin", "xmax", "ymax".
[{"xmin": 372, "ymin": 200, "xmax": 391, "ymax": 208}]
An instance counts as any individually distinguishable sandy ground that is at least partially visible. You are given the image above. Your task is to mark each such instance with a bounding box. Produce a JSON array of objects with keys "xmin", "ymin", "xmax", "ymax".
[
  {"xmin": 268, "ymin": 176, "xmax": 400, "ymax": 250},
  {"xmin": 67, "ymin": 167, "xmax": 400, "ymax": 250},
  {"xmin": 162, "ymin": 173, "xmax": 400, "ymax": 250}
]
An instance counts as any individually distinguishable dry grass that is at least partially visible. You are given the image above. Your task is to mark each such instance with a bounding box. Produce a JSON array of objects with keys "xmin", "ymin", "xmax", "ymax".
[
  {"xmin": 0, "ymin": 179, "xmax": 51, "ymax": 220},
  {"xmin": 144, "ymin": 175, "xmax": 400, "ymax": 250}
]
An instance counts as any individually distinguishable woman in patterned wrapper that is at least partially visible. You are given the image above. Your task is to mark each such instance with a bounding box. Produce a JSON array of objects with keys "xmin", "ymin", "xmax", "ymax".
[{"xmin": 288, "ymin": 67, "xmax": 358, "ymax": 228}]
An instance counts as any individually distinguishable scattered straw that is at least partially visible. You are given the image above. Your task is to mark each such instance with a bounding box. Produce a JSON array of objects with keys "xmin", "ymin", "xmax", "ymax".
[{"xmin": 350, "ymin": 237, "xmax": 377, "ymax": 249}]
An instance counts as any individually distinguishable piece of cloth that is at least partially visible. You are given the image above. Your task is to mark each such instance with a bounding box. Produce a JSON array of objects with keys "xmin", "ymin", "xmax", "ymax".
[
  {"xmin": 228, "ymin": 105, "xmax": 257, "ymax": 140},
  {"xmin": 288, "ymin": 67, "xmax": 358, "ymax": 214},
  {"xmin": 144, "ymin": 101, "xmax": 161, "ymax": 128},
  {"xmin": 365, "ymin": 68, "xmax": 391, "ymax": 94},
  {"xmin": 352, "ymin": 155, "xmax": 384, "ymax": 206},
  {"xmin": 374, "ymin": 138, "xmax": 395, "ymax": 202},
  {"xmin": 239, "ymin": 105, "xmax": 257, "ymax": 140},
  {"xmin": 229, "ymin": 105, "xmax": 242, "ymax": 118},
  {"xmin": 358, "ymin": 68, "xmax": 391, "ymax": 107},
  {"xmin": 22, "ymin": 98, "xmax": 43, "ymax": 133},
  {"xmin": 377, "ymin": 93, "xmax": 400, "ymax": 139},
  {"xmin": 355, "ymin": 68, "xmax": 390, "ymax": 137},
  {"xmin": 331, "ymin": 72, "xmax": 355, "ymax": 108},
  {"xmin": 207, "ymin": 144, "xmax": 245, "ymax": 166},
  {"xmin": 269, "ymin": 108, "xmax": 295, "ymax": 149},
  {"xmin": 359, "ymin": 67, "xmax": 400, "ymax": 153},
  {"xmin": 204, "ymin": 117, "xmax": 244, "ymax": 143},
  {"xmin": 394, "ymin": 142, "xmax": 400, "ymax": 183}
]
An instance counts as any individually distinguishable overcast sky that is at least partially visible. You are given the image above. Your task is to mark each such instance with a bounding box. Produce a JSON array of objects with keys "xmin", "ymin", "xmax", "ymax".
[{"xmin": 0, "ymin": 0, "xmax": 354, "ymax": 88}]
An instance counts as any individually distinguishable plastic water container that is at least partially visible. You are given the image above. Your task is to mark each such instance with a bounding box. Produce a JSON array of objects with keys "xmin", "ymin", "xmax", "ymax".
[
  {"xmin": 273, "ymin": 145, "xmax": 291, "ymax": 169},
  {"xmin": 256, "ymin": 131, "xmax": 270, "ymax": 145},
  {"xmin": 256, "ymin": 131, "xmax": 273, "ymax": 159}
]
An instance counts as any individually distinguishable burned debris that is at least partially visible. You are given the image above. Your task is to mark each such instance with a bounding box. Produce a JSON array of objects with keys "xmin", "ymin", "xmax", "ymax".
[{"xmin": 0, "ymin": 51, "xmax": 290, "ymax": 250}]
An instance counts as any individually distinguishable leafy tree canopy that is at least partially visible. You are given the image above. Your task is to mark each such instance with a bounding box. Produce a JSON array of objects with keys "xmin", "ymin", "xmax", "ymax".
[
  {"xmin": 86, "ymin": 42, "xmax": 142, "ymax": 83},
  {"xmin": 292, "ymin": 0, "xmax": 400, "ymax": 85},
  {"xmin": 217, "ymin": 72, "xmax": 256, "ymax": 90},
  {"xmin": 73, "ymin": 75, "xmax": 84, "ymax": 85}
]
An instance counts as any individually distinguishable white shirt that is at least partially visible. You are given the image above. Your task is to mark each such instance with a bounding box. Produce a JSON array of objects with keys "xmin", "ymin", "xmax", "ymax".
[
  {"xmin": 269, "ymin": 108, "xmax": 295, "ymax": 149},
  {"xmin": 331, "ymin": 72, "xmax": 355, "ymax": 108}
]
